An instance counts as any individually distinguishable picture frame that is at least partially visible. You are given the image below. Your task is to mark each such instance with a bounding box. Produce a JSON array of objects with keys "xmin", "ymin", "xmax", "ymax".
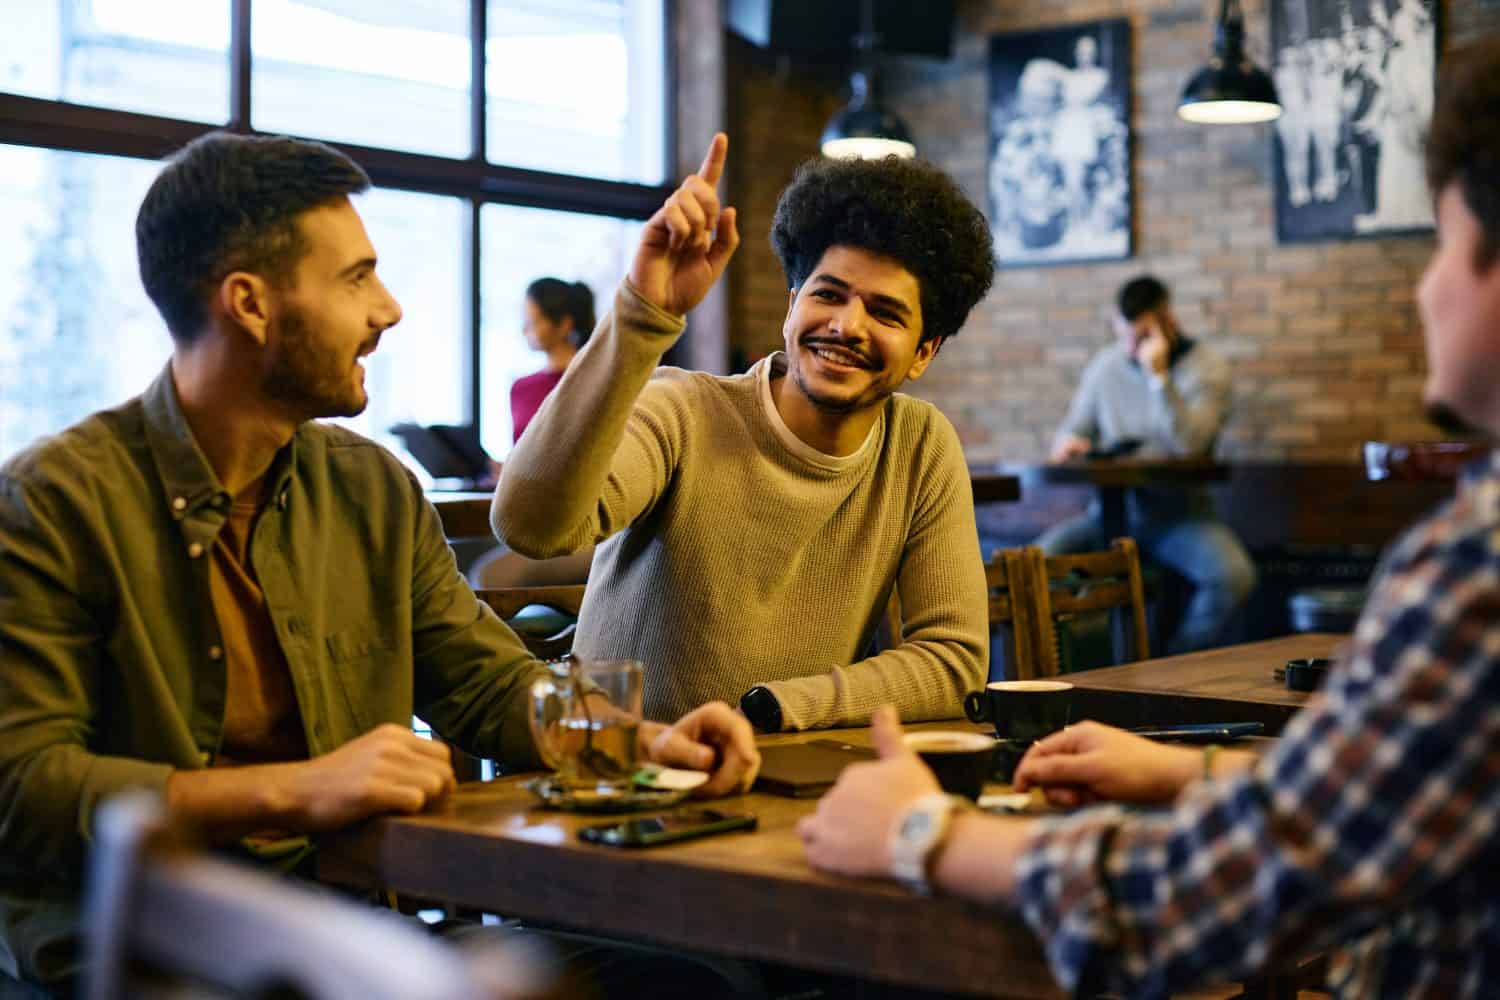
[
  {"xmin": 987, "ymin": 19, "xmax": 1133, "ymax": 267},
  {"xmin": 1269, "ymin": 0, "xmax": 1439, "ymax": 243}
]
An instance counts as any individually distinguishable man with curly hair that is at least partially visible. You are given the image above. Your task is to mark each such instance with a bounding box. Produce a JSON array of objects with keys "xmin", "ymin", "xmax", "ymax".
[
  {"xmin": 799, "ymin": 38, "xmax": 1500, "ymax": 997},
  {"xmin": 494, "ymin": 136, "xmax": 995, "ymax": 732}
]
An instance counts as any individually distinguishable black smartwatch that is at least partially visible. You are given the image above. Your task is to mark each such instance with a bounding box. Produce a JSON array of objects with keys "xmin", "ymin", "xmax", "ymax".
[{"xmin": 739, "ymin": 685, "xmax": 783, "ymax": 734}]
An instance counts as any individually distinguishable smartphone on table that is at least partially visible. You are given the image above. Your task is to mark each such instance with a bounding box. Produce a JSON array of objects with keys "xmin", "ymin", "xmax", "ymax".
[{"xmin": 577, "ymin": 809, "xmax": 757, "ymax": 848}]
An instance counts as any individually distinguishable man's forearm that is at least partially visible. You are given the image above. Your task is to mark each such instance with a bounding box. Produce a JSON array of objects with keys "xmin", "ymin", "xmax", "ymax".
[
  {"xmin": 164, "ymin": 763, "xmax": 305, "ymax": 844},
  {"xmin": 492, "ymin": 283, "xmax": 683, "ymax": 557},
  {"xmin": 930, "ymin": 812, "xmax": 1034, "ymax": 904}
]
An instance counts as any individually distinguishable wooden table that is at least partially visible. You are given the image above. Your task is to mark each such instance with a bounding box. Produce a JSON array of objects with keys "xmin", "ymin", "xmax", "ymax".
[
  {"xmin": 319, "ymin": 722, "xmax": 1062, "ymax": 998},
  {"xmin": 1067, "ymin": 633, "xmax": 1343, "ymax": 735},
  {"xmin": 1025, "ymin": 459, "xmax": 1229, "ymax": 540}
]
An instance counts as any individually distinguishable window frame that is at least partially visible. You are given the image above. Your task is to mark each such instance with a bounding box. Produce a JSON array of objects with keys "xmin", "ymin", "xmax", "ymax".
[{"xmin": 0, "ymin": 0, "xmax": 674, "ymax": 438}]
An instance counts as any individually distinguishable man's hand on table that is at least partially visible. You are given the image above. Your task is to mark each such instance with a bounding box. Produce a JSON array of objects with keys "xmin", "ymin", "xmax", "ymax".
[
  {"xmin": 639, "ymin": 701, "xmax": 761, "ymax": 797},
  {"xmin": 1012, "ymin": 720, "xmax": 1253, "ymax": 808},
  {"xmin": 1050, "ymin": 434, "xmax": 1093, "ymax": 463},
  {"xmin": 797, "ymin": 706, "xmax": 941, "ymax": 878},
  {"xmin": 166, "ymin": 724, "xmax": 457, "ymax": 841}
]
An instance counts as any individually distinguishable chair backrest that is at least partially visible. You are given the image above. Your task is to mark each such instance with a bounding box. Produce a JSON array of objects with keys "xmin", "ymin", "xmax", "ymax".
[
  {"xmin": 986, "ymin": 546, "xmax": 1047, "ymax": 681},
  {"xmin": 876, "ymin": 547, "xmax": 1036, "ymax": 654},
  {"xmin": 1025, "ymin": 537, "xmax": 1149, "ymax": 679},
  {"xmin": 83, "ymin": 793, "xmax": 541, "ymax": 1000},
  {"xmin": 476, "ymin": 585, "xmax": 588, "ymax": 660}
]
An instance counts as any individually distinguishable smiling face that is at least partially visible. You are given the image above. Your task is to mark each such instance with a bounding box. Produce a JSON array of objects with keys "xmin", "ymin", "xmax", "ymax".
[
  {"xmin": 261, "ymin": 197, "xmax": 402, "ymax": 419},
  {"xmin": 779, "ymin": 245, "xmax": 937, "ymax": 430},
  {"xmin": 1417, "ymin": 184, "xmax": 1500, "ymax": 435}
]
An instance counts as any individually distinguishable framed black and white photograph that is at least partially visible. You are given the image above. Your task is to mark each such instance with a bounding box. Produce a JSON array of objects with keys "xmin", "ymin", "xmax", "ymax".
[
  {"xmin": 987, "ymin": 20, "xmax": 1132, "ymax": 267},
  {"xmin": 1271, "ymin": 0, "xmax": 1438, "ymax": 243}
]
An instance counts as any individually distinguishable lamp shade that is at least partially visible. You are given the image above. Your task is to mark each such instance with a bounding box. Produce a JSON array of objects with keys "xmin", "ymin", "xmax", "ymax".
[
  {"xmin": 820, "ymin": 101, "xmax": 916, "ymax": 159},
  {"xmin": 1177, "ymin": 57, "xmax": 1281, "ymax": 123}
]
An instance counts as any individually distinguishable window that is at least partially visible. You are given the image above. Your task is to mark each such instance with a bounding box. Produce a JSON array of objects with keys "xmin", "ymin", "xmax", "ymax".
[
  {"xmin": 0, "ymin": 0, "xmax": 670, "ymax": 475},
  {"xmin": 0, "ymin": 145, "xmax": 168, "ymax": 461}
]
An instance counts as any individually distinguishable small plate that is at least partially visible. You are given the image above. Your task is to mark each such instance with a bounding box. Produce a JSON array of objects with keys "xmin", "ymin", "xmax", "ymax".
[{"xmin": 523, "ymin": 775, "xmax": 691, "ymax": 813}]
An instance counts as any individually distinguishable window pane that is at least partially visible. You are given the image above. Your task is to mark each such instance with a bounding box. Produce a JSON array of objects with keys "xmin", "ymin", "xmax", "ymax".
[
  {"xmin": 0, "ymin": 0, "xmax": 230, "ymax": 121},
  {"xmin": 479, "ymin": 204, "xmax": 639, "ymax": 457},
  {"xmin": 0, "ymin": 145, "xmax": 170, "ymax": 463},
  {"xmin": 253, "ymin": 0, "xmax": 469, "ymax": 158},
  {"xmin": 487, "ymin": 0, "xmax": 666, "ymax": 184},
  {"xmin": 331, "ymin": 188, "xmax": 467, "ymax": 482}
]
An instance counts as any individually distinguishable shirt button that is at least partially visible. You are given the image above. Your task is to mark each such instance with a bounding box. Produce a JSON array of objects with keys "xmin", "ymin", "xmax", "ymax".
[
  {"xmin": 208, "ymin": 645, "xmax": 223, "ymax": 661},
  {"xmin": 187, "ymin": 542, "xmax": 204, "ymax": 558},
  {"xmin": 171, "ymin": 496, "xmax": 187, "ymax": 512}
]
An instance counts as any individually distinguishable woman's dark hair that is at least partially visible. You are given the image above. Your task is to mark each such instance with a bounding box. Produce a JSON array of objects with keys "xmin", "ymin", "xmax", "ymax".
[
  {"xmin": 1426, "ymin": 37, "xmax": 1500, "ymax": 271},
  {"xmin": 769, "ymin": 155, "xmax": 995, "ymax": 344},
  {"xmin": 136, "ymin": 131, "xmax": 370, "ymax": 343},
  {"xmin": 526, "ymin": 278, "xmax": 597, "ymax": 347}
]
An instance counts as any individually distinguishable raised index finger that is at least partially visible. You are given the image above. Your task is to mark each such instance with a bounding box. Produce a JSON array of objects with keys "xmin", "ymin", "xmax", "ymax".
[{"xmin": 697, "ymin": 132, "xmax": 728, "ymax": 187}]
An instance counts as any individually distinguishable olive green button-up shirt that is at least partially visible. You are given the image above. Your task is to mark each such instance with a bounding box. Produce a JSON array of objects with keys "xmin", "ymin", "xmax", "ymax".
[{"xmin": 0, "ymin": 366, "xmax": 546, "ymax": 985}]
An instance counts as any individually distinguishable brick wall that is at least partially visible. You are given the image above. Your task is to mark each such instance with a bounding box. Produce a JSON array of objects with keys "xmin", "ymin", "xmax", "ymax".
[{"xmin": 722, "ymin": 0, "xmax": 1500, "ymax": 463}]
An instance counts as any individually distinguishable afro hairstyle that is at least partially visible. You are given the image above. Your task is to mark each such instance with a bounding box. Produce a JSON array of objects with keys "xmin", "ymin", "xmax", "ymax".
[{"xmin": 769, "ymin": 155, "xmax": 995, "ymax": 344}]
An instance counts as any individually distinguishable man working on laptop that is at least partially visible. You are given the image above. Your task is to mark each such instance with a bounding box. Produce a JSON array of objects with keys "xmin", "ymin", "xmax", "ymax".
[
  {"xmin": 493, "ymin": 137, "xmax": 994, "ymax": 732},
  {"xmin": 798, "ymin": 39, "xmax": 1500, "ymax": 996},
  {"xmin": 0, "ymin": 131, "xmax": 758, "ymax": 994}
]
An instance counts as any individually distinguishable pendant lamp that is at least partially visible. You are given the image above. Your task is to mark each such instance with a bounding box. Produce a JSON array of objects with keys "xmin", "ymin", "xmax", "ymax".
[
  {"xmin": 1178, "ymin": 0, "xmax": 1282, "ymax": 124},
  {"xmin": 820, "ymin": 0, "xmax": 916, "ymax": 159}
]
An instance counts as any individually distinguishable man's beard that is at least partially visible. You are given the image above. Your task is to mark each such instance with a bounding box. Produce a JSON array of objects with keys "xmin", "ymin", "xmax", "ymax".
[
  {"xmin": 789, "ymin": 334, "xmax": 888, "ymax": 415},
  {"xmin": 263, "ymin": 306, "xmax": 370, "ymax": 419}
]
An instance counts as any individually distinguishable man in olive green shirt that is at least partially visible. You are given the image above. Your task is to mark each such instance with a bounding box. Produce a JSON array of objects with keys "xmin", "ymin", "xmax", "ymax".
[{"xmin": 0, "ymin": 132, "xmax": 757, "ymax": 994}]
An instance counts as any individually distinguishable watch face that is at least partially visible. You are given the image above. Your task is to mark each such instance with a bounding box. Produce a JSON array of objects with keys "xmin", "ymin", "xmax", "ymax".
[{"xmin": 899, "ymin": 810, "xmax": 934, "ymax": 840}]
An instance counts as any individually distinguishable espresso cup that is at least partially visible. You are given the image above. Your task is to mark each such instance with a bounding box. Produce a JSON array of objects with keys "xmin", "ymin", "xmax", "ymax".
[
  {"xmin": 963, "ymin": 680, "xmax": 1074, "ymax": 744},
  {"xmin": 904, "ymin": 731, "xmax": 996, "ymax": 800}
]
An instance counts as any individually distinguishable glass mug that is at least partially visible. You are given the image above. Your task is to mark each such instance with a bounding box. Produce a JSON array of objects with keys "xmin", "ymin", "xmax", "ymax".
[{"xmin": 529, "ymin": 657, "xmax": 645, "ymax": 795}]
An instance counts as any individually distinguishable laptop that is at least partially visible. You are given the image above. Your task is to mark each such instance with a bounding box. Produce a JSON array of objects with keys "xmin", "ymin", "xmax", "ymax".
[{"xmin": 753, "ymin": 740, "xmax": 876, "ymax": 798}]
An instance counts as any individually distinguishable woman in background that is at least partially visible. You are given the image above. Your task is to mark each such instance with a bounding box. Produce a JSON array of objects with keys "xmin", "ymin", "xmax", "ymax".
[
  {"xmin": 511, "ymin": 277, "xmax": 595, "ymax": 441},
  {"xmin": 470, "ymin": 278, "xmax": 597, "ymax": 589}
]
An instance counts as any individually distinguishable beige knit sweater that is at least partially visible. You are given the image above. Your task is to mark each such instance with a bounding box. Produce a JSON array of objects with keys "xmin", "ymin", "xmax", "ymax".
[{"xmin": 493, "ymin": 283, "xmax": 988, "ymax": 729}]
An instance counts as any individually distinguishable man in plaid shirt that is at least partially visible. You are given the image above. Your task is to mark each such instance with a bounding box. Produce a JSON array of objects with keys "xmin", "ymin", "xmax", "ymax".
[{"xmin": 798, "ymin": 38, "xmax": 1500, "ymax": 998}]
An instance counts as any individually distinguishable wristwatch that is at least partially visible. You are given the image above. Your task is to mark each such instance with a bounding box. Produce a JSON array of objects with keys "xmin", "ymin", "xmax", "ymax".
[
  {"xmin": 738, "ymin": 685, "xmax": 783, "ymax": 734},
  {"xmin": 888, "ymin": 792, "xmax": 963, "ymax": 894}
]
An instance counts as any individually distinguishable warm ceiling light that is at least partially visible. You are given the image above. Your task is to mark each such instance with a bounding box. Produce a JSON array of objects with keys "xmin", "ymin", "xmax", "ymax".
[
  {"xmin": 819, "ymin": 0, "xmax": 917, "ymax": 159},
  {"xmin": 1178, "ymin": 0, "xmax": 1282, "ymax": 125}
]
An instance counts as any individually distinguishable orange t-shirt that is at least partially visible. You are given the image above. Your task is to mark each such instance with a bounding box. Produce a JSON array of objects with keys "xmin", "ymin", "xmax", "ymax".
[{"xmin": 209, "ymin": 483, "xmax": 308, "ymax": 765}]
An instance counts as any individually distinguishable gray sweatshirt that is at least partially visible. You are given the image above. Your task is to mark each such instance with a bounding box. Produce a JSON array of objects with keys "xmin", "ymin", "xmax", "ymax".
[{"xmin": 1055, "ymin": 338, "xmax": 1232, "ymax": 519}]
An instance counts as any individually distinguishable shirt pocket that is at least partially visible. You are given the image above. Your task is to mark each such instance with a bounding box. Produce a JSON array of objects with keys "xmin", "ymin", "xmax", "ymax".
[{"xmin": 323, "ymin": 624, "xmax": 399, "ymax": 733}]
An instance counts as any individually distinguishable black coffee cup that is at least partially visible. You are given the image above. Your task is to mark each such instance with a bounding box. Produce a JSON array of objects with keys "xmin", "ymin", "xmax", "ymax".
[
  {"xmin": 963, "ymin": 680, "xmax": 1074, "ymax": 744},
  {"xmin": 904, "ymin": 731, "xmax": 995, "ymax": 800}
]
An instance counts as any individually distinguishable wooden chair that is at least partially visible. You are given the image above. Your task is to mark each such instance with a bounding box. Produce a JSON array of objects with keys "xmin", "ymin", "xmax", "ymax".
[
  {"xmin": 83, "ymin": 792, "xmax": 543, "ymax": 1000},
  {"xmin": 1024, "ymin": 537, "xmax": 1150, "ymax": 679},
  {"xmin": 986, "ymin": 546, "xmax": 1045, "ymax": 680},
  {"xmin": 878, "ymin": 548, "xmax": 1041, "ymax": 679},
  {"xmin": 476, "ymin": 585, "xmax": 587, "ymax": 660}
]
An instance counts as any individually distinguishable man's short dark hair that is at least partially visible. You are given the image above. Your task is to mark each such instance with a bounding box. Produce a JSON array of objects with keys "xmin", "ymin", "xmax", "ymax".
[
  {"xmin": 136, "ymin": 132, "xmax": 370, "ymax": 343},
  {"xmin": 1117, "ymin": 275, "xmax": 1169, "ymax": 322},
  {"xmin": 769, "ymin": 156, "xmax": 994, "ymax": 344},
  {"xmin": 1426, "ymin": 37, "xmax": 1500, "ymax": 272}
]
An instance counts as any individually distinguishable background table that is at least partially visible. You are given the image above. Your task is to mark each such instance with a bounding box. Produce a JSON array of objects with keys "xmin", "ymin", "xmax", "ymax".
[
  {"xmin": 319, "ymin": 721, "xmax": 1062, "ymax": 999},
  {"xmin": 1024, "ymin": 459, "xmax": 1228, "ymax": 540},
  {"xmin": 1066, "ymin": 633, "xmax": 1342, "ymax": 735}
]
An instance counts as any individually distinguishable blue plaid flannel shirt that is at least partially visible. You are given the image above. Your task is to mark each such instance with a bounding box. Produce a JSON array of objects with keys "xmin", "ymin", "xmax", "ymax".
[{"xmin": 1016, "ymin": 452, "xmax": 1500, "ymax": 998}]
